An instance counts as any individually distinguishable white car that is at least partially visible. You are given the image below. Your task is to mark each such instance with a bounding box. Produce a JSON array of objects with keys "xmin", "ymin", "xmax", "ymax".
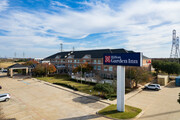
[
  {"xmin": 0, "ymin": 93, "xmax": 11, "ymax": 102},
  {"xmin": 144, "ymin": 84, "xmax": 161, "ymax": 91}
]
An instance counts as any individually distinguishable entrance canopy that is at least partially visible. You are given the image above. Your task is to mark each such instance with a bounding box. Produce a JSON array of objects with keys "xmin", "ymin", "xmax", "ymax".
[{"xmin": 7, "ymin": 64, "xmax": 33, "ymax": 77}]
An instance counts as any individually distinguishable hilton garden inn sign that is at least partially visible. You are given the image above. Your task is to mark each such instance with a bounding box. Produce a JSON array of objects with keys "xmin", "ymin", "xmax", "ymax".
[
  {"xmin": 103, "ymin": 53, "xmax": 142, "ymax": 112},
  {"xmin": 103, "ymin": 53, "xmax": 142, "ymax": 66}
]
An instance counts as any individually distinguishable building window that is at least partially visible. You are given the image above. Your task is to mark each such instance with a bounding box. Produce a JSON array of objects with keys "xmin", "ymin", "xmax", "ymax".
[
  {"xmin": 83, "ymin": 60, "xmax": 86, "ymax": 63},
  {"xmin": 68, "ymin": 60, "xmax": 72, "ymax": 63},
  {"xmin": 74, "ymin": 60, "xmax": 76, "ymax": 63},
  {"xmin": 111, "ymin": 74, "xmax": 113, "ymax": 79},
  {"xmin": 74, "ymin": 64, "xmax": 77, "ymax": 67},
  {"xmin": 104, "ymin": 66, "xmax": 108, "ymax": 71},
  {"xmin": 109, "ymin": 66, "xmax": 113, "ymax": 71},
  {"xmin": 93, "ymin": 66, "xmax": 96, "ymax": 70},
  {"xmin": 77, "ymin": 60, "xmax": 80, "ymax": 63},
  {"xmin": 93, "ymin": 60, "xmax": 96, "ymax": 63},
  {"xmin": 97, "ymin": 66, "xmax": 101, "ymax": 70},
  {"xmin": 98, "ymin": 60, "xmax": 101, "ymax": 64}
]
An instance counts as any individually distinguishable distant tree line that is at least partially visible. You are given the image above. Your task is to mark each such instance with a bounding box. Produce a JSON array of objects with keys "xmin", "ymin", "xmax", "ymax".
[
  {"xmin": 126, "ymin": 67, "xmax": 153, "ymax": 88},
  {"xmin": 152, "ymin": 60, "xmax": 180, "ymax": 77}
]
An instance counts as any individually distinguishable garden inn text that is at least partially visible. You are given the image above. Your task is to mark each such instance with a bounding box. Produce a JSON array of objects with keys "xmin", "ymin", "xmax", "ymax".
[{"xmin": 110, "ymin": 56, "xmax": 138, "ymax": 64}]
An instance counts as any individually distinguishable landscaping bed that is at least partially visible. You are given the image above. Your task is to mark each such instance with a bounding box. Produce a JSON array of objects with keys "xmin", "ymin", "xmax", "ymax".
[
  {"xmin": 36, "ymin": 75, "xmax": 135, "ymax": 100},
  {"xmin": 98, "ymin": 104, "xmax": 142, "ymax": 119}
]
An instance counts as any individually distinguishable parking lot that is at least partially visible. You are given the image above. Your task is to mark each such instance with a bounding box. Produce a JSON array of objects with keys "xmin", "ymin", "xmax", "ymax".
[
  {"xmin": 126, "ymin": 82, "xmax": 180, "ymax": 120},
  {"xmin": 1, "ymin": 73, "xmax": 180, "ymax": 120},
  {"xmin": 0, "ymin": 74, "xmax": 110, "ymax": 120}
]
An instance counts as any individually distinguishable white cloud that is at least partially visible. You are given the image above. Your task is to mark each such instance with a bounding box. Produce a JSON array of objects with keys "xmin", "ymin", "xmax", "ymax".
[
  {"xmin": 1, "ymin": 0, "xmax": 180, "ymax": 58},
  {"xmin": 0, "ymin": 0, "xmax": 8, "ymax": 12},
  {"xmin": 51, "ymin": 1, "xmax": 69, "ymax": 8}
]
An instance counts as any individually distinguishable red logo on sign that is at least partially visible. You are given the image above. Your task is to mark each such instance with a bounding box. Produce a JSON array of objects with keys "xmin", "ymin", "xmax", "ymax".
[{"xmin": 105, "ymin": 56, "xmax": 111, "ymax": 63}]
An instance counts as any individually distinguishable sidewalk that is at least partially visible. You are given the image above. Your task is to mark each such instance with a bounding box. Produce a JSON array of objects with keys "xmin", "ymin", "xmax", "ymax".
[{"xmin": 110, "ymin": 85, "xmax": 144, "ymax": 105}]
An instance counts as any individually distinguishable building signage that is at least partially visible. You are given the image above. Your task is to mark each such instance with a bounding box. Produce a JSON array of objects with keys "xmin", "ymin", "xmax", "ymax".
[{"xmin": 103, "ymin": 53, "xmax": 142, "ymax": 66}]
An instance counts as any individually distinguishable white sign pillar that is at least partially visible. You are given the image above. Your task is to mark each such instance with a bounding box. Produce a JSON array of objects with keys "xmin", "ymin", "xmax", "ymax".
[{"xmin": 117, "ymin": 66, "xmax": 125, "ymax": 112}]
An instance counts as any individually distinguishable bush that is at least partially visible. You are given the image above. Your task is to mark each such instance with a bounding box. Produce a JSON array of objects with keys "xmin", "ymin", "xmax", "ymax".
[
  {"xmin": 54, "ymin": 74, "xmax": 71, "ymax": 79},
  {"xmin": 126, "ymin": 67, "xmax": 153, "ymax": 87},
  {"xmin": 53, "ymin": 82, "xmax": 78, "ymax": 91},
  {"xmin": 70, "ymin": 78, "xmax": 96, "ymax": 85},
  {"xmin": 94, "ymin": 83, "xmax": 114, "ymax": 98}
]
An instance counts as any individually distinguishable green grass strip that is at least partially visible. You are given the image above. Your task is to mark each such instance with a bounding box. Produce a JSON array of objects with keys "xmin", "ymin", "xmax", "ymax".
[{"xmin": 98, "ymin": 104, "xmax": 142, "ymax": 119}]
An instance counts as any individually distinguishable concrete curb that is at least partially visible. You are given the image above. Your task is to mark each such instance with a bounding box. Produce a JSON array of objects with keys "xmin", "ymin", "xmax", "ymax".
[
  {"xmin": 34, "ymin": 78, "xmax": 146, "ymax": 120},
  {"xmin": 33, "ymin": 78, "xmax": 111, "ymax": 105},
  {"xmin": 96, "ymin": 112, "xmax": 122, "ymax": 120},
  {"xmin": 132, "ymin": 110, "xmax": 144, "ymax": 120},
  {"xmin": 96, "ymin": 110, "xmax": 144, "ymax": 120}
]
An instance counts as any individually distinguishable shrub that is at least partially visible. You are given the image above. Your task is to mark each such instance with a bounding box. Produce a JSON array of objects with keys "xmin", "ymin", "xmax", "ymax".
[
  {"xmin": 126, "ymin": 67, "xmax": 153, "ymax": 87},
  {"xmin": 54, "ymin": 74, "xmax": 71, "ymax": 79},
  {"xmin": 94, "ymin": 83, "xmax": 114, "ymax": 98},
  {"xmin": 53, "ymin": 82, "xmax": 78, "ymax": 91},
  {"xmin": 70, "ymin": 78, "xmax": 96, "ymax": 85}
]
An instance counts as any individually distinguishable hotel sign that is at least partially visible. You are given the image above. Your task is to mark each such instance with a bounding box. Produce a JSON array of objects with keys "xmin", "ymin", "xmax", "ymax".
[{"xmin": 103, "ymin": 53, "xmax": 142, "ymax": 66}]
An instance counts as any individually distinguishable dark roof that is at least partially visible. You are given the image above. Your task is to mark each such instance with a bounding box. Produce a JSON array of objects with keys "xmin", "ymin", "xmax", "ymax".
[
  {"xmin": 44, "ymin": 48, "xmax": 149, "ymax": 60},
  {"xmin": 143, "ymin": 55, "xmax": 149, "ymax": 59},
  {"xmin": 7, "ymin": 64, "xmax": 30, "ymax": 69}
]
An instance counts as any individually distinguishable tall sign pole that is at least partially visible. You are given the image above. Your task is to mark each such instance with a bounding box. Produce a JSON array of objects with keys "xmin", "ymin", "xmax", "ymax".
[
  {"xmin": 104, "ymin": 52, "xmax": 142, "ymax": 112},
  {"xmin": 117, "ymin": 66, "xmax": 125, "ymax": 111}
]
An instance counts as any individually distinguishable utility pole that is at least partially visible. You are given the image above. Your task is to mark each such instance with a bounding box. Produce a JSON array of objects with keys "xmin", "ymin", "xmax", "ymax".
[
  {"xmin": 23, "ymin": 52, "xmax": 25, "ymax": 58},
  {"xmin": 170, "ymin": 29, "xmax": 179, "ymax": 62},
  {"xmin": 60, "ymin": 43, "xmax": 63, "ymax": 52},
  {"xmin": 14, "ymin": 52, "xmax": 16, "ymax": 58}
]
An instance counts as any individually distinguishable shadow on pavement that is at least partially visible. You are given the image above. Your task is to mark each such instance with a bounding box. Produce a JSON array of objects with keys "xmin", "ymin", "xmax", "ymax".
[
  {"xmin": 165, "ymin": 81, "xmax": 176, "ymax": 88},
  {"xmin": 59, "ymin": 114, "xmax": 99, "ymax": 120},
  {"xmin": 141, "ymin": 88, "xmax": 160, "ymax": 92},
  {"xmin": 12, "ymin": 75, "xmax": 31, "ymax": 79},
  {"xmin": 140, "ymin": 109, "xmax": 180, "ymax": 119},
  {"xmin": 44, "ymin": 83, "xmax": 110, "ymax": 105},
  {"xmin": 0, "ymin": 75, "xmax": 7, "ymax": 78},
  {"xmin": 73, "ymin": 96, "xmax": 98, "ymax": 104}
]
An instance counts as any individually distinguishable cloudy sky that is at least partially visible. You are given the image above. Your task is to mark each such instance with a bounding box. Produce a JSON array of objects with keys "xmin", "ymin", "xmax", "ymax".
[{"xmin": 0, "ymin": 0, "xmax": 180, "ymax": 58}]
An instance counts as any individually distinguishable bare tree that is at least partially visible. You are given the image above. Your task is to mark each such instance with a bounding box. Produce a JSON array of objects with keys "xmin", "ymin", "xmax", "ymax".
[{"xmin": 93, "ymin": 71, "xmax": 103, "ymax": 83}]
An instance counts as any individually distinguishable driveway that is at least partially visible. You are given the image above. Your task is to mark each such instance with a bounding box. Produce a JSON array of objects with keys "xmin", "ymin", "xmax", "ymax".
[
  {"xmin": 1, "ymin": 73, "xmax": 180, "ymax": 120},
  {"xmin": 125, "ymin": 81, "xmax": 180, "ymax": 120},
  {"xmin": 0, "ymin": 74, "xmax": 110, "ymax": 120}
]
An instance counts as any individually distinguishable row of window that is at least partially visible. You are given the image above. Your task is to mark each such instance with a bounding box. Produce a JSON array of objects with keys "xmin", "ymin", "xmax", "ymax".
[
  {"xmin": 51, "ymin": 59, "xmax": 102, "ymax": 64},
  {"xmin": 56, "ymin": 64, "xmax": 113, "ymax": 71},
  {"xmin": 93, "ymin": 66, "xmax": 113, "ymax": 71}
]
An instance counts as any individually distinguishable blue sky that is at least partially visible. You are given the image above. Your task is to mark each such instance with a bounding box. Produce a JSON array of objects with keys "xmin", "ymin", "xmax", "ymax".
[{"xmin": 0, "ymin": 0, "xmax": 180, "ymax": 58}]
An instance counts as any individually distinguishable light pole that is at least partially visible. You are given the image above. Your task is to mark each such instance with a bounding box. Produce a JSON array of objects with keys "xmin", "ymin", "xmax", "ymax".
[
  {"xmin": 80, "ymin": 64, "xmax": 82, "ymax": 84},
  {"xmin": 46, "ymin": 63, "xmax": 47, "ymax": 77}
]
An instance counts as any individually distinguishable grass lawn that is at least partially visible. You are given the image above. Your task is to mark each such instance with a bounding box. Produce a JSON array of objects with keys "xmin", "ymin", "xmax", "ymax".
[
  {"xmin": 37, "ymin": 76, "xmax": 98, "ymax": 96},
  {"xmin": 0, "ymin": 62, "xmax": 15, "ymax": 68},
  {"xmin": 98, "ymin": 104, "xmax": 142, "ymax": 119},
  {"xmin": 36, "ymin": 75, "xmax": 135, "ymax": 100},
  {"xmin": 0, "ymin": 62, "xmax": 25, "ymax": 68}
]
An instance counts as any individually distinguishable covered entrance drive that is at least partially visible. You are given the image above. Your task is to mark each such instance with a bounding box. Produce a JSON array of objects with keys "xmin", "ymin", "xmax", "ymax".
[{"xmin": 7, "ymin": 64, "xmax": 32, "ymax": 77}]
